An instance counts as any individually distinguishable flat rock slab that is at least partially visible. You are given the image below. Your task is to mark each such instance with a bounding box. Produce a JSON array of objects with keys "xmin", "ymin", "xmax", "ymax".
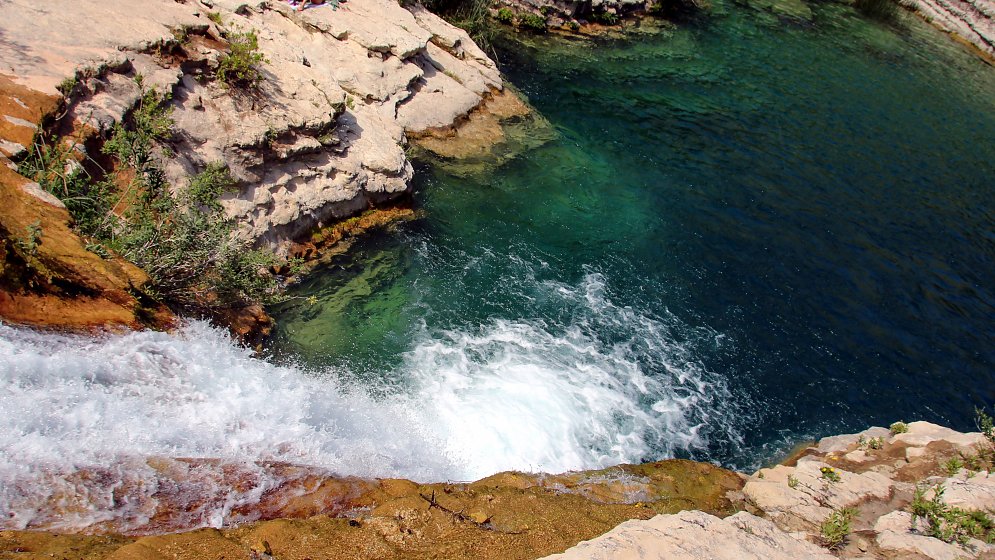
[{"xmin": 539, "ymin": 511, "xmax": 836, "ymax": 560}]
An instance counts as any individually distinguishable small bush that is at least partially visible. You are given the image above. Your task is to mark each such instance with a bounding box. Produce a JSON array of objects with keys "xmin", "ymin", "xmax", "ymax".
[
  {"xmin": 890, "ymin": 421, "xmax": 909, "ymax": 435},
  {"xmin": 24, "ymin": 85, "xmax": 283, "ymax": 315},
  {"xmin": 911, "ymin": 483, "xmax": 995, "ymax": 544},
  {"xmin": 207, "ymin": 11, "xmax": 224, "ymax": 25},
  {"xmin": 519, "ymin": 12, "xmax": 547, "ymax": 31},
  {"xmin": 820, "ymin": 507, "xmax": 857, "ymax": 549},
  {"xmin": 945, "ymin": 457, "xmax": 964, "ymax": 476},
  {"xmin": 592, "ymin": 10, "xmax": 620, "ymax": 24},
  {"xmin": 787, "ymin": 474, "xmax": 799, "ymax": 489},
  {"xmin": 868, "ymin": 436, "xmax": 884, "ymax": 449},
  {"xmin": 187, "ymin": 161, "xmax": 238, "ymax": 212},
  {"xmin": 495, "ymin": 7, "xmax": 515, "ymax": 23},
  {"xmin": 56, "ymin": 76, "xmax": 77, "ymax": 98},
  {"xmin": 217, "ymin": 29, "xmax": 268, "ymax": 88}
]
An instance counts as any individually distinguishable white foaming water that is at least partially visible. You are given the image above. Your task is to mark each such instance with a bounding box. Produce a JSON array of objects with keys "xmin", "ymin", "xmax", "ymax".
[{"xmin": 0, "ymin": 274, "xmax": 739, "ymax": 532}]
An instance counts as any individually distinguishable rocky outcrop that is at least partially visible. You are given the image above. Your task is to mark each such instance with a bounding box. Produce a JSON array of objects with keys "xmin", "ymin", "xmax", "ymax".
[
  {"xmin": 0, "ymin": 0, "xmax": 536, "ymax": 330},
  {"xmin": 544, "ymin": 421, "xmax": 995, "ymax": 560},
  {"xmin": 3, "ymin": 421, "xmax": 995, "ymax": 559},
  {"xmin": 0, "ymin": 459, "xmax": 745, "ymax": 559},
  {"xmin": 903, "ymin": 0, "xmax": 995, "ymax": 60},
  {"xmin": 0, "ymin": 0, "xmax": 518, "ymax": 252}
]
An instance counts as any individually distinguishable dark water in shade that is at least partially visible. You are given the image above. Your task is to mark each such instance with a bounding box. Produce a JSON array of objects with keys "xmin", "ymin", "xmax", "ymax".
[{"xmin": 269, "ymin": 2, "xmax": 995, "ymax": 470}]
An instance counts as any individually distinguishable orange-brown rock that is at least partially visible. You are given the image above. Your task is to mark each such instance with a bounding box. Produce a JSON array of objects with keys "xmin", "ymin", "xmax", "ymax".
[
  {"xmin": 0, "ymin": 162, "xmax": 172, "ymax": 331},
  {"xmin": 0, "ymin": 459, "xmax": 745, "ymax": 560}
]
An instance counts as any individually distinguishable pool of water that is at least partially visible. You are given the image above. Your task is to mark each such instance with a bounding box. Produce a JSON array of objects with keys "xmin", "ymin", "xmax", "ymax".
[{"xmin": 269, "ymin": 1, "xmax": 995, "ymax": 471}]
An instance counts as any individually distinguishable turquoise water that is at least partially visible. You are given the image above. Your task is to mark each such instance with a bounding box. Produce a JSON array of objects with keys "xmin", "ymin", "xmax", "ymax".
[{"xmin": 269, "ymin": 4, "xmax": 995, "ymax": 471}]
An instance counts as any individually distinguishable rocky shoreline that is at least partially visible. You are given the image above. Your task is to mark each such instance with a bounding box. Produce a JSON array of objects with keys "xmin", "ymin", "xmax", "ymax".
[
  {"xmin": 0, "ymin": 0, "xmax": 537, "ymax": 335},
  {"xmin": 4, "ymin": 421, "xmax": 995, "ymax": 559}
]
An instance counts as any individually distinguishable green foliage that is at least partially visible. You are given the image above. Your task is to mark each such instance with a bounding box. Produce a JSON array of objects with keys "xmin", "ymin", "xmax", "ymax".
[
  {"xmin": 820, "ymin": 507, "xmax": 857, "ymax": 549},
  {"xmin": 16, "ymin": 221, "xmax": 43, "ymax": 256},
  {"xmin": 422, "ymin": 0, "xmax": 496, "ymax": 49},
  {"xmin": 57, "ymin": 76, "xmax": 77, "ymax": 98},
  {"xmin": 495, "ymin": 7, "xmax": 515, "ymax": 23},
  {"xmin": 568, "ymin": 20, "xmax": 581, "ymax": 31},
  {"xmin": 217, "ymin": 29, "xmax": 268, "ymax": 88},
  {"xmin": 945, "ymin": 456, "xmax": 965, "ymax": 476},
  {"xmin": 22, "ymin": 85, "xmax": 283, "ymax": 315},
  {"xmin": 977, "ymin": 407, "xmax": 995, "ymax": 444},
  {"xmin": 103, "ymin": 87, "xmax": 174, "ymax": 169},
  {"xmin": 911, "ymin": 483, "xmax": 995, "ymax": 544},
  {"xmin": 186, "ymin": 161, "xmax": 238, "ymax": 211},
  {"xmin": 519, "ymin": 12, "xmax": 547, "ymax": 31},
  {"xmin": 868, "ymin": 436, "xmax": 884, "ymax": 449},
  {"xmin": 820, "ymin": 466, "xmax": 841, "ymax": 483},
  {"xmin": 890, "ymin": 421, "xmax": 909, "ymax": 435},
  {"xmin": 18, "ymin": 137, "xmax": 120, "ymax": 240},
  {"xmin": 591, "ymin": 10, "xmax": 620, "ymax": 24},
  {"xmin": 207, "ymin": 11, "xmax": 224, "ymax": 25},
  {"xmin": 787, "ymin": 474, "xmax": 799, "ymax": 489}
]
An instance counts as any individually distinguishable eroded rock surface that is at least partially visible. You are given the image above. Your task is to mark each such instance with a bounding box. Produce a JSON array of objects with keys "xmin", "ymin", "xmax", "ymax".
[
  {"xmin": 543, "ymin": 421, "xmax": 995, "ymax": 560},
  {"xmin": 0, "ymin": 0, "xmax": 535, "ymax": 329}
]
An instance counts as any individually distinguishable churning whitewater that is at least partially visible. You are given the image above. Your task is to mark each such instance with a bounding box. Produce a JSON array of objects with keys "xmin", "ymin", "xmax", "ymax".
[{"xmin": 0, "ymin": 273, "xmax": 741, "ymax": 532}]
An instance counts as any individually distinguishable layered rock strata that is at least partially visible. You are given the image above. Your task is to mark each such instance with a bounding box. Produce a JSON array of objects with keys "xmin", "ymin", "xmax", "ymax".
[
  {"xmin": 902, "ymin": 0, "xmax": 995, "ymax": 60},
  {"xmin": 0, "ymin": 0, "xmax": 532, "ymax": 329}
]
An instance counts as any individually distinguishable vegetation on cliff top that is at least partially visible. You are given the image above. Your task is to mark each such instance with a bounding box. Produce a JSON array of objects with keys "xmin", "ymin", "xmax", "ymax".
[{"xmin": 18, "ymin": 80, "xmax": 283, "ymax": 316}]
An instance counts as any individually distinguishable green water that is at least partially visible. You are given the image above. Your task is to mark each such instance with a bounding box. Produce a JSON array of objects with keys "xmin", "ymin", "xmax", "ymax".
[{"xmin": 268, "ymin": 3, "xmax": 995, "ymax": 471}]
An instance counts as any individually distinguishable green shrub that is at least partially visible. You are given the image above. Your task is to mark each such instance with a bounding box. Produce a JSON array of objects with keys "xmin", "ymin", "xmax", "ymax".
[
  {"xmin": 519, "ymin": 12, "xmax": 547, "ymax": 31},
  {"xmin": 23, "ymin": 85, "xmax": 283, "ymax": 315},
  {"xmin": 820, "ymin": 507, "xmax": 857, "ymax": 549},
  {"xmin": 495, "ymin": 7, "xmax": 515, "ymax": 23},
  {"xmin": 890, "ymin": 421, "xmax": 909, "ymax": 435},
  {"xmin": 207, "ymin": 11, "xmax": 224, "ymax": 25},
  {"xmin": 217, "ymin": 29, "xmax": 268, "ymax": 88},
  {"xmin": 911, "ymin": 483, "xmax": 995, "ymax": 544},
  {"xmin": 592, "ymin": 10, "xmax": 620, "ymax": 24},
  {"xmin": 945, "ymin": 456, "xmax": 965, "ymax": 476},
  {"xmin": 56, "ymin": 76, "xmax": 77, "ymax": 98}
]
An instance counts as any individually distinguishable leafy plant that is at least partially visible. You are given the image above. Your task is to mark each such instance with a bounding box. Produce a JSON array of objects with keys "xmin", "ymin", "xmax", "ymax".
[
  {"xmin": 56, "ymin": 76, "xmax": 77, "ymax": 98},
  {"xmin": 788, "ymin": 474, "xmax": 799, "ymax": 489},
  {"xmin": 820, "ymin": 466, "xmax": 841, "ymax": 483},
  {"xmin": 217, "ymin": 28, "xmax": 268, "ymax": 88},
  {"xmin": 591, "ymin": 10, "xmax": 620, "ymax": 24},
  {"xmin": 945, "ymin": 457, "xmax": 964, "ymax": 477},
  {"xmin": 187, "ymin": 161, "xmax": 238, "ymax": 211},
  {"xmin": 890, "ymin": 421, "xmax": 909, "ymax": 435},
  {"xmin": 22, "ymin": 85, "xmax": 284, "ymax": 316},
  {"xmin": 910, "ymin": 483, "xmax": 995, "ymax": 545},
  {"xmin": 495, "ymin": 7, "xmax": 515, "ymax": 23},
  {"xmin": 519, "ymin": 12, "xmax": 547, "ymax": 31},
  {"xmin": 868, "ymin": 436, "xmax": 884, "ymax": 449},
  {"xmin": 16, "ymin": 221, "xmax": 43, "ymax": 256},
  {"xmin": 207, "ymin": 11, "xmax": 224, "ymax": 25},
  {"xmin": 820, "ymin": 507, "xmax": 857, "ymax": 549}
]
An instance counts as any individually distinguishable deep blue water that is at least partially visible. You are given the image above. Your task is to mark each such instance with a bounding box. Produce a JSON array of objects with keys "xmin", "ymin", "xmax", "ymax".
[{"xmin": 269, "ymin": 2, "xmax": 995, "ymax": 471}]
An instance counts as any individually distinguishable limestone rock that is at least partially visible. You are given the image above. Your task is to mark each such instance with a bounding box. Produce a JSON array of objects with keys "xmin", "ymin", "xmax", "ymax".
[
  {"xmin": 0, "ymin": 0, "xmax": 525, "ymax": 261},
  {"xmin": 539, "ymin": 510, "xmax": 836, "ymax": 560}
]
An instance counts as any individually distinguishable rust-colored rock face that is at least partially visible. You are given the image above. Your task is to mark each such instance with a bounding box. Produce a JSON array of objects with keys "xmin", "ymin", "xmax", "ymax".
[
  {"xmin": 0, "ymin": 458, "xmax": 745, "ymax": 560},
  {"xmin": 0, "ymin": 152, "xmax": 170, "ymax": 331}
]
